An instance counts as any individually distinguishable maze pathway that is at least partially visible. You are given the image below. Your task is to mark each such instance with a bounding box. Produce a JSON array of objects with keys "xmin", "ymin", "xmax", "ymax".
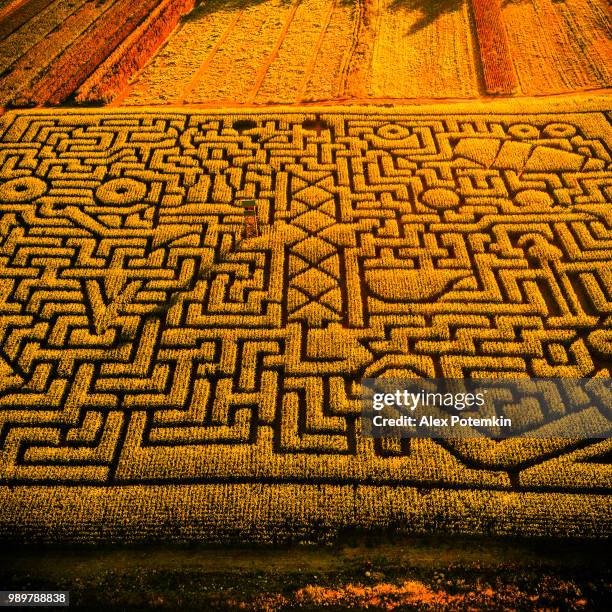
[{"xmin": 0, "ymin": 98, "xmax": 610, "ymax": 542}]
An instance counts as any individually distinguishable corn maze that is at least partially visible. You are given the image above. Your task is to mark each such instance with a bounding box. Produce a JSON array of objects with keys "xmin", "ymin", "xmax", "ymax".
[{"xmin": 0, "ymin": 100, "xmax": 611, "ymax": 542}]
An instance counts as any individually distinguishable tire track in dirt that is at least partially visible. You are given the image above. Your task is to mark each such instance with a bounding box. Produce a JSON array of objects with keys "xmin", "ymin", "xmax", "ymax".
[
  {"xmin": 178, "ymin": 7, "xmax": 246, "ymax": 104},
  {"xmin": 254, "ymin": 0, "xmax": 337, "ymax": 104},
  {"xmin": 248, "ymin": 0, "xmax": 301, "ymax": 102},
  {"xmin": 339, "ymin": 0, "xmax": 371, "ymax": 99},
  {"xmin": 301, "ymin": 0, "xmax": 361, "ymax": 102},
  {"xmin": 297, "ymin": 0, "xmax": 337, "ymax": 102},
  {"xmin": 184, "ymin": 0, "xmax": 298, "ymax": 103}
]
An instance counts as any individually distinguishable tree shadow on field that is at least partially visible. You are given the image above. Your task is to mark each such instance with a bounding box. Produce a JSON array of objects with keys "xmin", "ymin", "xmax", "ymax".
[
  {"xmin": 388, "ymin": 0, "xmax": 464, "ymax": 34},
  {"xmin": 183, "ymin": 0, "xmax": 294, "ymax": 22},
  {"xmin": 502, "ymin": 0, "xmax": 567, "ymax": 5}
]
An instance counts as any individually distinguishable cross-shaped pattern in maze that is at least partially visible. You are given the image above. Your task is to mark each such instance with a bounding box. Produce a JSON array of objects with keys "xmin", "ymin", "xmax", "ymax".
[{"xmin": 0, "ymin": 109, "xmax": 610, "ymax": 491}]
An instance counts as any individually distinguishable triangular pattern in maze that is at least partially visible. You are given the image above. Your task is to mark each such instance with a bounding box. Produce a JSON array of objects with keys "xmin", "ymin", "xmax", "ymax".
[{"xmin": 286, "ymin": 175, "xmax": 343, "ymax": 326}]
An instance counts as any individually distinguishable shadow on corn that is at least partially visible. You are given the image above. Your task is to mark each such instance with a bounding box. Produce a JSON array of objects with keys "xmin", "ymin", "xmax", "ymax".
[{"xmin": 387, "ymin": 0, "xmax": 464, "ymax": 34}]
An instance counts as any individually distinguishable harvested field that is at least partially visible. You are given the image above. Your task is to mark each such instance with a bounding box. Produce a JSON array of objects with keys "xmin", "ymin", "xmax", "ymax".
[
  {"xmin": 124, "ymin": 0, "xmax": 484, "ymax": 104},
  {"xmin": 0, "ymin": 0, "xmax": 609, "ymax": 106},
  {"xmin": 123, "ymin": 0, "xmax": 360, "ymax": 105},
  {"xmin": 366, "ymin": 0, "xmax": 480, "ymax": 99},
  {"xmin": 122, "ymin": 0, "xmax": 611, "ymax": 105},
  {"xmin": 502, "ymin": 0, "xmax": 612, "ymax": 95},
  {"xmin": 0, "ymin": 97, "xmax": 610, "ymax": 543},
  {"xmin": 75, "ymin": 0, "xmax": 196, "ymax": 104}
]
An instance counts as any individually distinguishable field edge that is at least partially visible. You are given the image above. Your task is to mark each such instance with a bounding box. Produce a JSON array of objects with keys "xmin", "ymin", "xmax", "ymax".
[{"xmin": 1, "ymin": 483, "xmax": 610, "ymax": 544}]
